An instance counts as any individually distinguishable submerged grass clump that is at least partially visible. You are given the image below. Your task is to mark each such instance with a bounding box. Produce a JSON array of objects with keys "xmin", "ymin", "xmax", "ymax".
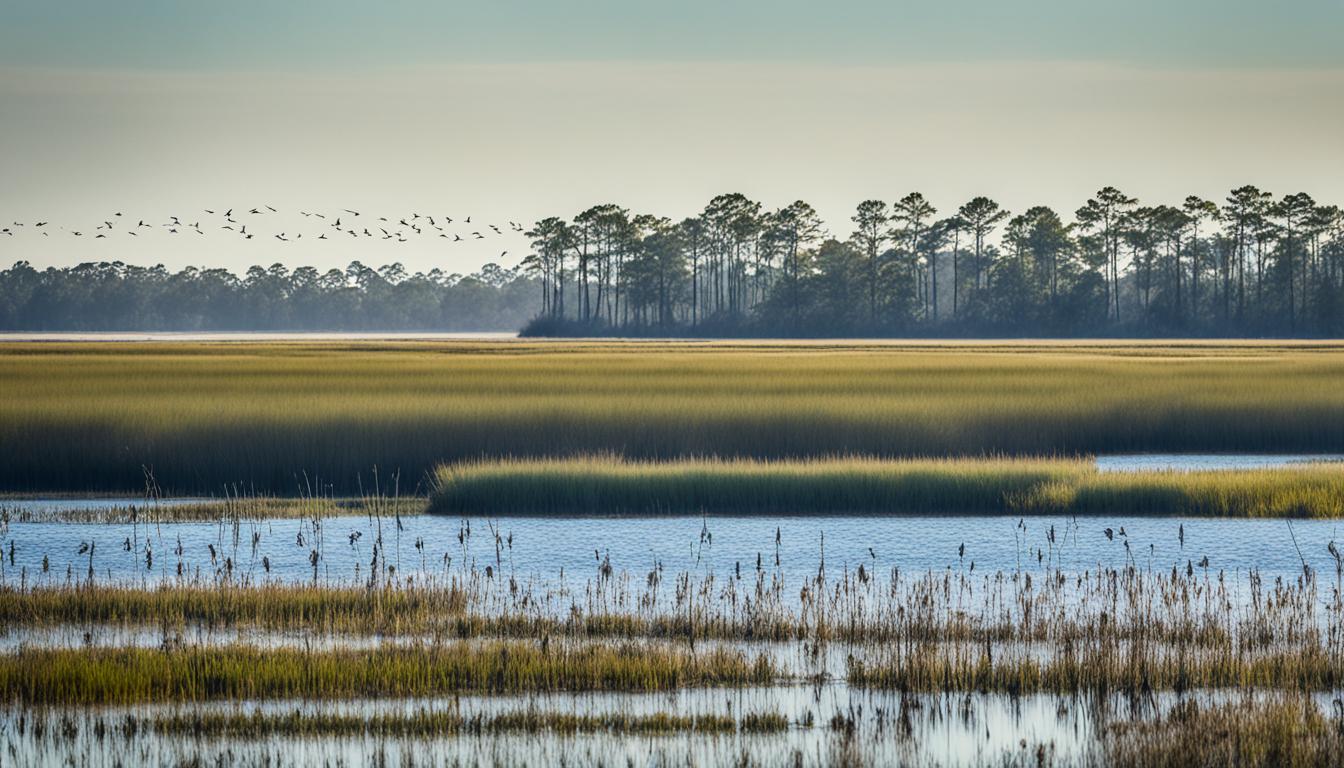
[
  {"xmin": 431, "ymin": 456, "xmax": 1344, "ymax": 517},
  {"xmin": 0, "ymin": 641, "xmax": 777, "ymax": 705},
  {"xmin": 147, "ymin": 708, "xmax": 788, "ymax": 738},
  {"xmin": 7, "ymin": 341, "xmax": 1344, "ymax": 494}
]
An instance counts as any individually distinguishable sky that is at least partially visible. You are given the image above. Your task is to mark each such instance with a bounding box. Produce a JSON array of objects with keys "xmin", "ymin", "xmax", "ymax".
[{"xmin": 2, "ymin": 1, "xmax": 1342, "ymax": 274}]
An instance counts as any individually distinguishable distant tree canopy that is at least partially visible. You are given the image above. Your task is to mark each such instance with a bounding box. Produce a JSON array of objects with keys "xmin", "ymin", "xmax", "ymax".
[
  {"xmin": 0, "ymin": 260, "xmax": 536, "ymax": 331},
  {"xmin": 521, "ymin": 188, "xmax": 1344, "ymax": 338},
  {"xmin": 4, "ymin": 187, "xmax": 1343, "ymax": 336}
]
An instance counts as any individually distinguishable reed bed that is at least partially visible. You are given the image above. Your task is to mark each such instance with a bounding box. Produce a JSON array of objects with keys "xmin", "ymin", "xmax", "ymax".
[
  {"xmin": 431, "ymin": 457, "xmax": 1344, "ymax": 517},
  {"xmin": 0, "ymin": 641, "xmax": 777, "ymax": 705},
  {"xmin": 0, "ymin": 496, "xmax": 425, "ymax": 524},
  {"xmin": 1103, "ymin": 696, "xmax": 1344, "ymax": 768},
  {"xmin": 6, "ymin": 341, "xmax": 1344, "ymax": 494},
  {"xmin": 146, "ymin": 708, "xmax": 788, "ymax": 738},
  {"xmin": 3, "ymin": 548, "xmax": 1340, "ymax": 659},
  {"xmin": 847, "ymin": 647, "xmax": 1344, "ymax": 694},
  {"xmin": 2, "ymin": 527, "xmax": 1333, "ymax": 650},
  {"xmin": 0, "ymin": 584, "xmax": 468, "ymax": 633}
]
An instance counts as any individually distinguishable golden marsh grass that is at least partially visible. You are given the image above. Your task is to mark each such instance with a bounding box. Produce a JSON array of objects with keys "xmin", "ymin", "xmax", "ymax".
[
  {"xmin": 0, "ymin": 641, "xmax": 777, "ymax": 705},
  {"xmin": 5, "ymin": 340, "xmax": 1344, "ymax": 493},
  {"xmin": 431, "ymin": 456, "xmax": 1344, "ymax": 517}
]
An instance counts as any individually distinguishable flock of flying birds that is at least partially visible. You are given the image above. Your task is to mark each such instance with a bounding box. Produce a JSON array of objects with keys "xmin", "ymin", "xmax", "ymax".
[{"xmin": 1, "ymin": 206, "xmax": 526, "ymax": 259}]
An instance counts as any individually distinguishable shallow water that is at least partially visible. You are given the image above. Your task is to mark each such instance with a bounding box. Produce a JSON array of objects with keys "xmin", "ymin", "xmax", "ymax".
[
  {"xmin": 4, "ymin": 688, "xmax": 1337, "ymax": 768},
  {"xmin": 1, "ymin": 512, "xmax": 1339, "ymax": 591},
  {"xmin": 0, "ymin": 688, "xmax": 1101, "ymax": 768},
  {"xmin": 6, "ymin": 468, "xmax": 1344, "ymax": 766}
]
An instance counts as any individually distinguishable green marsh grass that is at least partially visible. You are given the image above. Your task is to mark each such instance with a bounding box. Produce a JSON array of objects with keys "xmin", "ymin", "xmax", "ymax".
[
  {"xmin": 7, "ymin": 340, "xmax": 1344, "ymax": 493},
  {"xmin": 0, "ymin": 641, "xmax": 777, "ymax": 705},
  {"xmin": 431, "ymin": 457, "xmax": 1344, "ymax": 517}
]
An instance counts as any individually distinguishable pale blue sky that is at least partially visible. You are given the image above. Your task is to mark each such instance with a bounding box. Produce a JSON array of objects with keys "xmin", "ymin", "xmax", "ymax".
[
  {"xmin": 2, "ymin": 2, "xmax": 1342, "ymax": 273},
  {"xmin": 3, "ymin": 0, "xmax": 1341, "ymax": 69}
]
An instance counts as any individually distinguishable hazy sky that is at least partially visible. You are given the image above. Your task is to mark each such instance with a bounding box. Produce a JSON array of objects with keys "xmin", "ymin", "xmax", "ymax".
[{"xmin": 2, "ymin": 1, "xmax": 1342, "ymax": 274}]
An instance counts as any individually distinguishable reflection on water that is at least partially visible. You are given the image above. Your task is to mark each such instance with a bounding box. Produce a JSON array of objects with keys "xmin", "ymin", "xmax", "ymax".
[
  {"xmin": 5, "ymin": 462, "xmax": 1344, "ymax": 766},
  {"xmin": 6, "ymin": 689, "xmax": 1338, "ymax": 768},
  {"xmin": 0, "ymin": 689, "xmax": 1096, "ymax": 768},
  {"xmin": 0, "ymin": 512, "xmax": 1340, "ymax": 590}
]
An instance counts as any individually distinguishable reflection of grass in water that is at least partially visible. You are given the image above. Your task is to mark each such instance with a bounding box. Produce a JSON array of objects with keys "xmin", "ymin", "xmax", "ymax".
[
  {"xmin": 8, "ymin": 341, "xmax": 1344, "ymax": 494},
  {"xmin": 3, "ymin": 543, "xmax": 1337, "ymax": 652},
  {"xmin": 147, "ymin": 708, "xmax": 789, "ymax": 737},
  {"xmin": 433, "ymin": 456, "xmax": 1344, "ymax": 517},
  {"xmin": 1105, "ymin": 696, "xmax": 1343, "ymax": 768},
  {"xmin": 0, "ymin": 642, "xmax": 778, "ymax": 705}
]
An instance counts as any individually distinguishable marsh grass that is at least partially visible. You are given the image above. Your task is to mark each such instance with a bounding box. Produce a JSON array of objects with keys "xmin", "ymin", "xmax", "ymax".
[
  {"xmin": 1015, "ymin": 468, "xmax": 1344, "ymax": 518},
  {"xmin": 0, "ymin": 497, "xmax": 426, "ymax": 524},
  {"xmin": 3, "ymin": 534, "xmax": 1337, "ymax": 652},
  {"xmin": 0, "ymin": 584, "xmax": 468, "ymax": 633},
  {"xmin": 431, "ymin": 457, "xmax": 1344, "ymax": 517},
  {"xmin": 0, "ymin": 641, "xmax": 777, "ymax": 705},
  {"xmin": 846, "ymin": 647, "xmax": 1344, "ymax": 695},
  {"xmin": 1104, "ymin": 696, "xmax": 1344, "ymax": 768},
  {"xmin": 7, "ymin": 341, "xmax": 1344, "ymax": 494},
  {"xmin": 146, "ymin": 708, "xmax": 789, "ymax": 737}
]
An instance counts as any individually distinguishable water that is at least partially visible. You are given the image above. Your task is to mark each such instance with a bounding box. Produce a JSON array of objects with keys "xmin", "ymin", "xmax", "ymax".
[
  {"xmin": 4, "ymin": 454, "xmax": 1342, "ymax": 766},
  {"xmin": 2, "ymin": 689, "xmax": 1335, "ymax": 767},
  {"xmin": 1, "ymin": 513, "xmax": 1339, "ymax": 590},
  {"xmin": 0, "ymin": 689, "xmax": 1152, "ymax": 768}
]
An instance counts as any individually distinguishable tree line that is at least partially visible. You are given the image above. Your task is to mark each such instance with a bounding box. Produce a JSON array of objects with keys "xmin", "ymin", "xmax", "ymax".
[
  {"xmin": 522, "ymin": 187, "xmax": 1344, "ymax": 337},
  {"xmin": 3, "ymin": 186, "xmax": 1342, "ymax": 336},
  {"xmin": 0, "ymin": 260, "xmax": 536, "ymax": 331}
]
